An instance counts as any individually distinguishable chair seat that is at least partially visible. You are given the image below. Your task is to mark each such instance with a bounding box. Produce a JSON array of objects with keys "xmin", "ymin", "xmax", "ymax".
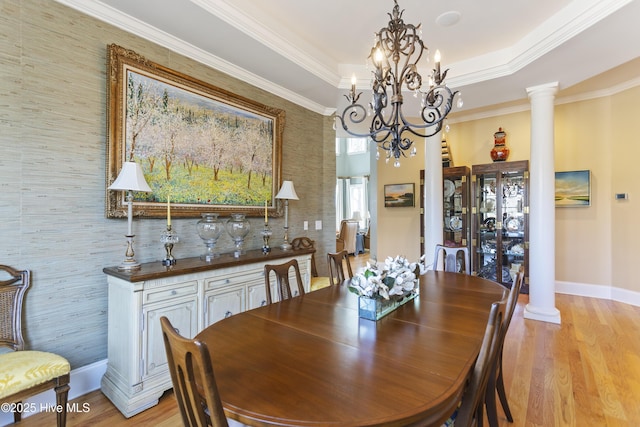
[
  {"xmin": 310, "ymin": 276, "xmax": 331, "ymax": 291},
  {"xmin": 0, "ymin": 351, "xmax": 70, "ymax": 399}
]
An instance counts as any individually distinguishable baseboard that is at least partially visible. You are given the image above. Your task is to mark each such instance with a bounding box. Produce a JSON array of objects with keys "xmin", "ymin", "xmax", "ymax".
[
  {"xmin": 0, "ymin": 359, "xmax": 107, "ymax": 426},
  {"xmin": 555, "ymin": 280, "xmax": 640, "ymax": 307}
]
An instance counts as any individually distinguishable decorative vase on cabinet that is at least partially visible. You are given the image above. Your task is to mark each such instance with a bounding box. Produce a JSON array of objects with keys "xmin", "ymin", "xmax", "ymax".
[
  {"xmin": 490, "ymin": 127, "xmax": 510, "ymax": 162},
  {"xmin": 471, "ymin": 160, "xmax": 529, "ymax": 293}
]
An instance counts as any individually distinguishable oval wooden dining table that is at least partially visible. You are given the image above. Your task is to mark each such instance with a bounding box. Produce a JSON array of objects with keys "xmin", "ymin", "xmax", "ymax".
[{"xmin": 196, "ymin": 271, "xmax": 506, "ymax": 427}]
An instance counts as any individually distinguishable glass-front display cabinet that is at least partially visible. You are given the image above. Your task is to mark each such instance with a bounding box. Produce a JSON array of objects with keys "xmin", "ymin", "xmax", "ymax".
[
  {"xmin": 443, "ymin": 166, "xmax": 470, "ymax": 248},
  {"xmin": 471, "ymin": 161, "xmax": 529, "ymax": 292}
]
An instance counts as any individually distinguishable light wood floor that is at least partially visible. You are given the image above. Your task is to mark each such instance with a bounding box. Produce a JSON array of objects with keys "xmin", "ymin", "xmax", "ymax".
[{"xmin": 17, "ymin": 252, "xmax": 640, "ymax": 426}]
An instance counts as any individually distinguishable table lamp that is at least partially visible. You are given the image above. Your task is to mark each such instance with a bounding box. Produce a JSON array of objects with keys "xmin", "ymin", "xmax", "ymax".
[
  {"xmin": 109, "ymin": 161, "xmax": 152, "ymax": 270},
  {"xmin": 275, "ymin": 180, "xmax": 299, "ymax": 250}
]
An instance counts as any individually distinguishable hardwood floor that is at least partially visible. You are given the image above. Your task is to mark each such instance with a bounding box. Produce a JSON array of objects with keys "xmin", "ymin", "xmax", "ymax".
[{"xmin": 16, "ymin": 256, "xmax": 640, "ymax": 426}]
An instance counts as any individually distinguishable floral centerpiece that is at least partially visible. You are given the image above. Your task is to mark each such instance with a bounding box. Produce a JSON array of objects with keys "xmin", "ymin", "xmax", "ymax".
[{"xmin": 349, "ymin": 256, "xmax": 425, "ymax": 321}]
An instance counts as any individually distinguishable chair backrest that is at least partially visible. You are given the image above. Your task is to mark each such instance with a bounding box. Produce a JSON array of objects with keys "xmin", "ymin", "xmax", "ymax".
[
  {"xmin": 290, "ymin": 236, "xmax": 318, "ymax": 277},
  {"xmin": 502, "ymin": 269, "xmax": 524, "ymax": 344},
  {"xmin": 433, "ymin": 244, "xmax": 470, "ymax": 274},
  {"xmin": 327, "ymin": 250, "xmax": 353, "ymax": 285},
  {"xmin": 160, "ymin": 316, "xmax": 229, "ymax": 427},
  {"xmin": 454, "ymin": 297, "xmax": 507, "ymax": 427},
  {"xmin": 0, "ymin": 265, "xmax": 30, "ymax": 351},
  {"xmin": 337, "ymin": 220, "xmax": 358, "ymax": 254},
  {"xmin": 264, "ymin": 259, "xmax": 305, "ymax": 305}
]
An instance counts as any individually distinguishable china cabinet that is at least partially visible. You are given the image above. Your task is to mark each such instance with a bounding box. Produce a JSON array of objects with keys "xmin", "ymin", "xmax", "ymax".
[
  {"xmin": 419, "ymin": 167, "xmax": 471, "ymax": 265},
  {"xmin": 443, "ymin": 166, "xmax": 471, "ymax": 249},
  {"xmin": 101, "ymin": 248, "xmax": 313, "ymax": 417},
  {"xmin": 471, "ymin": 161, "xmax": 529, "ymax": 291}
]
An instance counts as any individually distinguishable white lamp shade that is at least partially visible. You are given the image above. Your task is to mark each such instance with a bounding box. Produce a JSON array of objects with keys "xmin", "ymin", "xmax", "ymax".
[
  {"xmin": 352, "ymin": 211, "xmax": 362, "ymax": 221},
  {"xmin": 109, "ymin": 162, "xmax": 152, "ymax": 192},
  {"xmin": 275, "ymin": 180, "xmax": 299, "ymax": 200}
]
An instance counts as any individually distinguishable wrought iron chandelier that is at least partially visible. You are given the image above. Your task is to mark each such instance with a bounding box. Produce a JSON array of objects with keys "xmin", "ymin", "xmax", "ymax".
[{"xmin": 336, "ymin": 0, "xmax": 461, "ymax": 167}]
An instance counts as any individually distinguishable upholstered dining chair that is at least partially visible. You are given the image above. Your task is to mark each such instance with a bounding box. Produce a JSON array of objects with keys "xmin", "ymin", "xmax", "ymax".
[
  {"xmin": 485, "ymin": 269, "xmax": 525, "ymax": 427},
  {"xmin": 336, "ymin": 220, "xmax": 358, "ymax": 255},
  {"xmin": 264, "ymin": 259, "xmax": 306, "ymax": 305},
  {"xmin": 327, "ymin": 250, "xmax": 354, "ymax": 286},
  {"xmin": 160, "ymin": 316, "xmax": 229, "ymax": 427},
  {"xmin": 0, "ymin": 265, "xmax": 71, "ymax": 427},
  {"xmin": 433, "ymin": 244, "xmax": 471, "ymax": 274},
  {"xmin": 290, "ymin": 237, "xmax": 330, "ymax": 291}
]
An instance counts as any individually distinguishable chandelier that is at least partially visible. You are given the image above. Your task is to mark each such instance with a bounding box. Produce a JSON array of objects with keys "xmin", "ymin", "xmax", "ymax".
[{"xmin": 336, "ymin": 0, "xmax": 461, "ymax": 167}]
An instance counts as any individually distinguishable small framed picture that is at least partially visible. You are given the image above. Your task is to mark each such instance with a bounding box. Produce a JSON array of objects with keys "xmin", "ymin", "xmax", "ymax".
[
  {"xmin": 555, "ymin": 170, "xmax": 591, "ymax": 207},
  {"xmin": 384, "ymin": 183, "xmax": 415, "ymax": 208}
]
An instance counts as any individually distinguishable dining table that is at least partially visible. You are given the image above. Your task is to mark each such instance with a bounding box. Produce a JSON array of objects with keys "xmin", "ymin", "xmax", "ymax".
[{"xmin": 196, "ymin": 270, "xmax": 507, "ymax": 427}]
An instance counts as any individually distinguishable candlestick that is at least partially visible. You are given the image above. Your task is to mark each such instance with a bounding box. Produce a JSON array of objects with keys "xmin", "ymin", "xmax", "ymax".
[
  {"xmin": 161, "ymin": 225, "xmax": 178, "ymax": 266},
  {"xmin": 261, "ymin": 222, "xmax": 272, "ymax": 253},
  {"xmin": 167, "ymin": 195, "xmax": 171, "ymax": 227}
]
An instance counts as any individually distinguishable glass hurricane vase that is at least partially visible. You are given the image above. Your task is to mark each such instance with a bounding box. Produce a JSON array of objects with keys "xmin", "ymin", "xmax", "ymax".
[
  {"xmin": 226, "ymin": 213, "xmax": 251, "ymax": 257},
  {"xmin": 197, "ymin": 213, "xmax": 224, "ymax": 262}
]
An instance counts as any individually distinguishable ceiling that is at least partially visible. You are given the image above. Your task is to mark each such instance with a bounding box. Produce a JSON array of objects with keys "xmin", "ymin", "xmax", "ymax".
[{"xmin": 58, "ymin": 0, "xmax": 640, "ymax": 120}]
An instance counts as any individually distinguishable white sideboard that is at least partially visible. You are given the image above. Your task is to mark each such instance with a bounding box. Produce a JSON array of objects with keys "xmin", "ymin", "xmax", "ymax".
[{"xmin": 101, "ymin": 248, "xmax": 313, "ymax": 418}]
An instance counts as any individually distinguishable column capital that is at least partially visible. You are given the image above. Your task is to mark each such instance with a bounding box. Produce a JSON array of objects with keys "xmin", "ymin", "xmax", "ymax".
[{"xmin": 526, "ymin": 82, "xmax": 559, "ymax": 99}]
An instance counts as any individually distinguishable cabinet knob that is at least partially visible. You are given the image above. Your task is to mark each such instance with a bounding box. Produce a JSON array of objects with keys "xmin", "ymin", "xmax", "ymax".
[{"xmin": 171, "ymin": 290, "xmax": 177, "ymax": 295}]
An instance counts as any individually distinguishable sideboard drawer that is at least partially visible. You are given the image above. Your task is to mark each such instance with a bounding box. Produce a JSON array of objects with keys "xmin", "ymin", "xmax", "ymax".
[{"xmin": 143, "ymin": 280, "xmax": 198, "ymax": 304}]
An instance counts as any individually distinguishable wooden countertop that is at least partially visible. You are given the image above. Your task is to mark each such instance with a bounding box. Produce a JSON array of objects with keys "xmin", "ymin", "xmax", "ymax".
[{"xmin": 103, "ymin": 247, "xmax": 315, "ymax": 282}]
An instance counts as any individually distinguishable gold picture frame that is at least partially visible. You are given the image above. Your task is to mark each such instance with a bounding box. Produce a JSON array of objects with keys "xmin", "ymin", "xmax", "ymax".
[{"xmin": 106, "ymin": 44, "xmax": 285, "ymax": 219}]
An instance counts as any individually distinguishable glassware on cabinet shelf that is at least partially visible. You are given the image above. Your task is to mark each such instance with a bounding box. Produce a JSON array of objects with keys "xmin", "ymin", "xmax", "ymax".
[{"xmin": 472, "ymin": 161, "xmax": 529, "ymax": 291}]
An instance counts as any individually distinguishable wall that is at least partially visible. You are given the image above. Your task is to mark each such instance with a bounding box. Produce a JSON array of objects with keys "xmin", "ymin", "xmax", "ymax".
[
  {"xmin": 376, "ymin": 85, "xmax": 640, "ymax": 295},
  {"xmin": 0, "ymin": 0, "xmax": 335, "ymax": 369}
]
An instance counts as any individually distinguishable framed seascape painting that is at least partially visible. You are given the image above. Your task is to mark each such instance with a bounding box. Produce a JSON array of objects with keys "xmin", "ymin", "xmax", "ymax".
[
  {"xmin": 555, "ymin": 170, "xmax": 591, "ymax": 207},
  {"xmin": 106, "ymin": 44, "xmax": 285, "ymax": 219},
  {"xmin": 384, "ymin": 183, "xmax": 415, "ymax": 208}
]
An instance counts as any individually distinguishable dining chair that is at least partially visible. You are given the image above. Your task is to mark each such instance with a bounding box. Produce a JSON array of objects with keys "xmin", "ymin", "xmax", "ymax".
[
  {"xmin": 160, "ymin": 316, "xmax": 229, "ymax": 427},
  {"xmin": 433, "ymin": 244, "xmax": 471, "ymax": 274},
  {"xmin": 327, "ymin": 250, "xmax": 353, "ymax": 285},
  {"xmin": 264, "ymin": 259, "xmax": 306, "ymax": 305},
  {"xmin": 336, "ymin": 220, "xmax": 358, "ymax": 255},
  {"xmin": 485, "ymin": 269, "xmax": 524, "ymax": 427},
  {"xmin": 0, "ymin": 265, "xmax": 71, "ymax": 427},
  {"xmin": 290, "ymin": 236, "xmax": 330, "ymax": 291},
  {"xmin": 441, "ymin": 297, "xmax": 507, "ymax": 427}
]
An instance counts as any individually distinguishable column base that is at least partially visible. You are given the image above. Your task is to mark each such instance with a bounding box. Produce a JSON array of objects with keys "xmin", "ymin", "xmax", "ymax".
[{"xmin": 523, "ymin": 303, "xmax": 561, "ymax": 324}]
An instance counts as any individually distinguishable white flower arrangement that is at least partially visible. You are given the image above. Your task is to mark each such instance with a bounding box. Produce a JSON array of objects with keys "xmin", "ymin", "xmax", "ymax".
[{"xmin": 349, "ymin": 255, "xmax": 426, "ymax": 300}]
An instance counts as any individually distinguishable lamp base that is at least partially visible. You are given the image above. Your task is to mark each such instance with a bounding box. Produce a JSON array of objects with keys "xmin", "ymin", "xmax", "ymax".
[
  {"xmin": 117, "ymin": 235, "xmax": 141, "ymax": 270},
  {"xmin": 117, "ymin": 259, "xmax": 141, "ymax": 270}
]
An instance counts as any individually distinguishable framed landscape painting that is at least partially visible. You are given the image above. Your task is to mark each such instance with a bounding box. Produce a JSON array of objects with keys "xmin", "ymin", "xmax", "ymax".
[
  {"xmin": 106, "ymin": 44, "xmax": 285, "ymax": 219},
  {"xmin": 555, "ymin": 170, "xmax": 591, "ymax": 207},
  {"xmin": 384, "ymin": 183, "xmax": 415, "ymax": 207}
]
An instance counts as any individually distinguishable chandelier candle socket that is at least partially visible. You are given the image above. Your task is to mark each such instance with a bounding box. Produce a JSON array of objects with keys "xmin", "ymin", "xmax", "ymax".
[{"xmin": 336, "ymin": 0, "xmax": 460, "ymax": 168}]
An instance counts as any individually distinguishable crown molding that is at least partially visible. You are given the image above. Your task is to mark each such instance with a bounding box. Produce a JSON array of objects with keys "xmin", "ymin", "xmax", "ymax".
[{"xmin": 53, "ymin": 0, "xmax": 332, "ymax": 115}]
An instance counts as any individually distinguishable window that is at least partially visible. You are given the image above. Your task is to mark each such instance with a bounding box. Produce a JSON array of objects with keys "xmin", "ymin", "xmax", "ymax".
[
  {"xmin": 346, "ymin": 138, "xmax": 368, "ymax": 155},
  {"xmin": 336, "ymin": 176, "xmax": 369, "ymax": 231}
]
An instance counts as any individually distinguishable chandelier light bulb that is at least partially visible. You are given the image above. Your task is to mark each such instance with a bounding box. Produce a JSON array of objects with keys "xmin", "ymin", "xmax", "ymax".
[
  {"xmin": 434, "ymin": 49, "xmax": 441, "ymax": 63},
  {"xmin": 457, "ymin": 95, "xmax": 464, "ymax": 108},
  {"xmin": 410, "ymin": 147, "xmax": 417, "ymax": 157},
  {"xmin": 394, "ymin": 159, "xmax": 401, "ymax": 168}
]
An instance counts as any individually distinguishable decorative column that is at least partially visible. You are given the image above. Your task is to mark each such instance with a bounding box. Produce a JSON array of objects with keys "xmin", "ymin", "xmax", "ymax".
[
  {"xmin": 424, "ymin": 132, "xmax": 444, "ymax": 269},
  {"xmin": 525, "ymin": 82, "xmax": 561, "ymax": 324}
]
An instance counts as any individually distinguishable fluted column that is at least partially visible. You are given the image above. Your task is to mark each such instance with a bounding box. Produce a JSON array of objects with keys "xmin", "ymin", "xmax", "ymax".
[
  {"xmin": 424, "ymin": 132, "xmax": 444, "ymax": 268},
  {"xmin": 525, "ymin": 82, "xmax": 561, "ymax": 324}
]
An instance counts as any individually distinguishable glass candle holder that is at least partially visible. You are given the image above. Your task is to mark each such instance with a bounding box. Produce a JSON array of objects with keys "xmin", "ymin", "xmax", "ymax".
[
  {"xmin": 226, "ymin": 213, "xmax": 251, "ymax": 258},
  {"xmin": 197, "ymin": 213, "xmax": 224, "ymax": 262}
]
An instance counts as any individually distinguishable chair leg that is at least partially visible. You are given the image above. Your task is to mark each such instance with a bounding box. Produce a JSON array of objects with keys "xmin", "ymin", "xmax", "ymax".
[
  {"xmin": 496, "ymin": 365, "xmax": 514, "ymax": 422},
  {"xmin": 484, "ymin": 367, "xmax": 499, "ymax": 427},
  {"xmin": 55, "ymin": 374, "xmax": 71, "ymax": 427},
  {"xmin": 13, "ymin": 401, "xmax": 22, "ymax": 422}
]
